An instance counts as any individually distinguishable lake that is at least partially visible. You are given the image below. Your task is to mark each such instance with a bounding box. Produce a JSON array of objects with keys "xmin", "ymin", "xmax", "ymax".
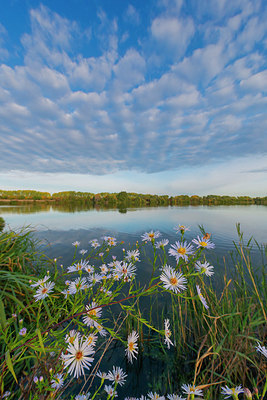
[{"xmin": 1, "ymin": 203, "xmax": 266, "ymax": 278}]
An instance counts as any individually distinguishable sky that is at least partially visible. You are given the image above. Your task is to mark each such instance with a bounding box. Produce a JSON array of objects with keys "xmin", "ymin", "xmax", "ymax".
[{"xmin": 0, "ymin": 0, "xmax": 266, "ymax": 196}]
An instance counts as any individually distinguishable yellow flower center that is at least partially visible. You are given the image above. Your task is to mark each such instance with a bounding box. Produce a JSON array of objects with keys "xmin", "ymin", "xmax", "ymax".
[
  {"xmin": 41, "ymin": 287, "xmax": 48, "ymax": 294},
  {"xmin": 75, "ymin": 351, "xmax": 83, "ymax": 361},
  {"xmin": 89, "ymin": 309, "xmax": 97, "ymax": 316},
  {"xmin": 199, "ymin": 241, "xmax": 207, "ymax": 247},
  {"xmin": 177, "ymin": 247, "xmax": 186, "ymax": 255},
  {"xmin": 129, "ymin": 342, "xmax": 134, "ymax": 351},
  {"xmin": 170, "ymin": 277, "xmax": 178, "ymax": 285},
  {"xmin": 69, "ymin": 336, "xmax": 75, "ymax": 344},
  {"xmin": 87, "ymin": 337, "xmax": 93, "ymax": 344},
  {"xmin": 148, "ymin": 233, "xmax": 154, "ymax": 238}
]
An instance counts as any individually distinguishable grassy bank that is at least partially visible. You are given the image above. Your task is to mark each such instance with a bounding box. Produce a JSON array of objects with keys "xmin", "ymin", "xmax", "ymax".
[{"xmin": 0, "ymin": 225, "xmax": 266, "ymax": 399}]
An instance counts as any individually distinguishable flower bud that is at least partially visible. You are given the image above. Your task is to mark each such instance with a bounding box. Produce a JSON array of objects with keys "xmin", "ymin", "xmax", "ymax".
[{"xmin": 244, "ymin": 388, "xmax": 252, "ymax": 399}]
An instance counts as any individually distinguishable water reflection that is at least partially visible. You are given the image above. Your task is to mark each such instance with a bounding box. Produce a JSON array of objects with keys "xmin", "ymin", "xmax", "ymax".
[{"xmin": 1, "ymin": 204, "xmax": 266, "ymax": 246}]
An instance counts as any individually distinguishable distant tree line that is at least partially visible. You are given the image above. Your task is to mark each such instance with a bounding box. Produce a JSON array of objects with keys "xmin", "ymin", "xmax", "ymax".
[{"xmin": 0, "ymin": 189, "xmax": 266, "ymax": 206}]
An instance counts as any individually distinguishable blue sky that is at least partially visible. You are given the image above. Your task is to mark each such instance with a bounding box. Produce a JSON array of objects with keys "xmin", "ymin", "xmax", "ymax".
[{"xmin": 0, "ymin": 0, "xmax": 266, "ymax": 196}]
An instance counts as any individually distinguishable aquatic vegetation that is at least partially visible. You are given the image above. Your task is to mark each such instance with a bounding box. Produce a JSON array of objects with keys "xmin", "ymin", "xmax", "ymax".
[{"xmin": 0, "ymin": 225, "xmax": 266, "ymax": 399}]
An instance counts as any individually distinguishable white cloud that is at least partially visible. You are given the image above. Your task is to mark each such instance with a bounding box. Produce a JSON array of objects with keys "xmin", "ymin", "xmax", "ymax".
[
  {"xmin": 151, "ymin": 16, "xmax": 194, "ymax": 58},
  {"xmin": 125, "ymin": 5, "xmax": 140, "ymax": 25},
  {"xmin": 240, "ymin": 70, "xmax": 267, "ymax": 91},
  {"xmin": 1, "ymin": 153, "xmax": 266, "ymax": 196},
  {"xmin": 113, "ymin": 48, "xmax": 146, "ymax": 90},
  {"xmin": 0, "ymin": 23, "xmax": 9, "ymax": 60},
  {"xmin": 0, "ymin": 2, "xmax": 266, "ymax": 182}
]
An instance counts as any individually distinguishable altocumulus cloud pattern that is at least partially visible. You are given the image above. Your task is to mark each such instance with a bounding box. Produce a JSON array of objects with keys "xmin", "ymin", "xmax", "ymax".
[{"xmin": 0, "ymin": 0, "xmax": 266, "ymax": 175}]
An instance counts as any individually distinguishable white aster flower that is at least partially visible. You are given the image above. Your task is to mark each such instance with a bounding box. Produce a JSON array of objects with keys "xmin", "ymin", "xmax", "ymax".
[
  {"xmin": 103, "ymin": 236, "xmax": 117, "ymax": 246},
  {"xmin": 72, "ymin": 241, "xmax": 80, "ymax": 247},
  {"xmin": 104, "ymin": 385, "xmax": 118, "ymax": 397},
  {"xmin": 168, "ymin": 241, "xmax": 194, "ymax": 262},
  {"xmin": 195, "ymin": 261, "xmax": 214, "ymax": 276},
  {"xmin": 94, "ymin": 323, "xmax": 107, "ymax": 337},
  {"xmin": 108, "ymin": 259, "xmax": 121, "ymax": 268},
  {"xmin": 126, "ymin": 331, "xmax": 139, "ymax": 363},
  {"xmin": 79, "ymin": 249, "xmax": 88, "ymax": 255},
  {"xmin": 84, "ymin": 333, "xmax": 98, "ymax": 346},
  {"xmin": 87, "ymin": 273, "xmax": 103, "ymax": 284},
  {"xmin": 125, "ymin": 397, "xmax": 139, "ymax": 400},
  {"xmin": 34, "ymin": 281, "xmax": 55, "ymax": 301},
  {"xmin": 83, "ymin": 264, "xmax": 95, "ymax": 274},
  {"xmin": 164, "ymin": 319, "xmax": 174, "ymax": 349},
  {"xmin": 62, "ymin": 336, "xmax": 95, "ymax": 378},
  {"xmin": 100, "ymin": 264, "xmax": 109, "ymax": 274},
  {"xmin": 174, "ymin": 225, "xmax": 190, "ymax": 234},
  {"xmin": 51, "ymin": 373, "xmax": 64, "ymax": 390},
  {"xmin": 83, "ymin": 302, "xmax": 102, "ymax": 328},
  {"xmin": 75, "ymin": 392, "xmax": 91, "ymax": 400},
  {"xmin": 147, "ymin": 392, "xmax": 165, "ymax": 400},
  {"xmin": 69, "ymin": 277, "xmax": 88, "ymax": 294},
  {"xmin": 256, "ymin": 342, "xmax": 267, "ymax": 358},
  {"xmin": 96, "ymin": 370, "xmax": 108, "ymax": 380},
  {"xmin": 160, "ymin": 265, "xmax": 187, "ymax": 294},
  {"xmin": 65, "ymin": 330, "xmax": 81, "ymax": 345},
  {"xmin": 107, "ymin": 366, "xmax": 127, "ymax": 386},
  {"xmin": 181, "ymin": 384, "xmax": 203, "ymax": 397},
  {"xmin": 67, "ymin": 259, "xmax": 89, "ymax": 273},
  {"xmin": 89, "ymin": 239, "xmax": 100, "ymax": 248},
  {"xmin": 196, "ymin": 285, "xmax": 209, "ymax": 309},
  {"xmin": 221, "ymin": 385, "xmax": 244, "ymax": 398},
  {"xmin": 192, "ymin": 236, "xmax": 215, "ymax": 250},
  {"xmin": 141, "ymin": 230, "xmax": 161, "ymax": 242},
  {"xmin": 117, "ymin": 262, "xmax": 136, "ymax": 279},
  {"xmin": 167, "ymin": 395, "xmax": 185, "ymax": 400},
  {"xmin": 61, "ymin": 288, "xmax": 72, "ymax": 298},
  {"xmin": 155, "ymin": 239, "xmax": 169, "ymax": 249},
  {"xmin": 125, "ymin": 249, "xmax": 140, "ymax": 262},
  {"xmin": 30, "ymin": 275, "xmax": 50, "ymax": 287}
]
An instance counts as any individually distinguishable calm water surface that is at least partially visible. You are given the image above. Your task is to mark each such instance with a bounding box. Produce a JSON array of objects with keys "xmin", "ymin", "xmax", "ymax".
[{"xmin": 1, "ymin": 203, "xmax": 266, "ymax": 274}]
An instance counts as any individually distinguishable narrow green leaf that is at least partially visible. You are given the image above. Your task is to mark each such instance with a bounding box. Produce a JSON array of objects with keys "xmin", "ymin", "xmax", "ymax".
[
  {"xmin": 5, "ymin": 350, "xmax": 18, "ymax": 383},
  {"xmin": 0, "ymin": 296, "xmax": 7, "ymax": 328},
  {"xmin": 36, "ymin": 328, "xmax": 45, "ymax": 353}
]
